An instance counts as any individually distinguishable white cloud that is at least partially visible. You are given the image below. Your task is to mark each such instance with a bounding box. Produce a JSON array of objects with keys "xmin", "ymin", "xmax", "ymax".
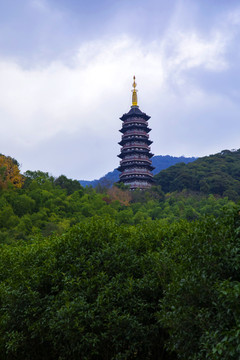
[
  {"xmin": 0, "ymin": 27, "xmax": 237, "ymax": 178},
  {"xmin": 167, "ymin": 31, "xmax": 228, "ymax": 72}
]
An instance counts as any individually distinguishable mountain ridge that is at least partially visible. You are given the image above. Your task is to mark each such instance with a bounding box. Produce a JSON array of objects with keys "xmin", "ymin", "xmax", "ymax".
[{"xmin": 79, "ymin": 155, "xmax": 197, "ymax": 187}]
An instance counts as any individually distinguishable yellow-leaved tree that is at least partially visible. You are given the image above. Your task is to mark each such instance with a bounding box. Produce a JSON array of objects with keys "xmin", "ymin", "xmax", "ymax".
[{"xmin": 0, "ymin": 155, "xmax": 24, "ymax": 189}]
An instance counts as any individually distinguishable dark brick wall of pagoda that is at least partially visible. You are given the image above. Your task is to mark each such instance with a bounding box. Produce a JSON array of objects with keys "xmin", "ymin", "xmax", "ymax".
[{"xmin": 117, "ymin": 105, "xmax": 155, "ymax": 190}]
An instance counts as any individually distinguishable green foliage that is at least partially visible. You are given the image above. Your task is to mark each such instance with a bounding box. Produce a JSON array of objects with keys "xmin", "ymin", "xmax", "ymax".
[
  {"xmin": 0, "ymin": 158, "xmax": 236, "ymax": 244},
  {"xmin": 0, "ymin": 219, "xmax": 177, "ymax": 360},
  {"xmin": 155, "ymin": 149, "xmax": 240, "ymax": 198},
  {"xmin": 159, "ymin": 206, "xmax": 240, "ymax": 359},
  {"xmin": 1, "ymin": 204, "xmax": 240, "ymax": 358},
  {"xmin": 2, "ymin": 153, "xmax": 240, "ymax": 358},
  {"xmin": 54, "ymin": 175, "xmax": 84, "ymax": 195},
  {"xmin": 9, "ymin": 194, "xmax": 35, "ymax": 217}
]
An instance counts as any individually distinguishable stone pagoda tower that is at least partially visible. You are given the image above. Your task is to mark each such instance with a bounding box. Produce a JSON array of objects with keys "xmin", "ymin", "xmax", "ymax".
[{"xmin": 117, "ymin": 76, "xmax": 154, "ymax": 190}]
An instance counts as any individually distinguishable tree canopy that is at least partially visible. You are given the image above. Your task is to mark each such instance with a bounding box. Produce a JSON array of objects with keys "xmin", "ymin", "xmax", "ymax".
[
  {"xmin": 0, "ymin": 155, "xmax": 24, "ymax": 189},
  {"xmin": 0, "ymin": 151, "xmax": 240, "ymax": 359}
]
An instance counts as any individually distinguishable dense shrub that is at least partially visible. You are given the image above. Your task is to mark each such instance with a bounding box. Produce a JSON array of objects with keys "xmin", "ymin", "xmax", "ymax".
[
  {"xmin": 0, "ymin": 218, "xmax": 179, "ymax": 360},
  {"xmin": 159, "ymin": 206, "xmax": 240, "ymax": 359}
]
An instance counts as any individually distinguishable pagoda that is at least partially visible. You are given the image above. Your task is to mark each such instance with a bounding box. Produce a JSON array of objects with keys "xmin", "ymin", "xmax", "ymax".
[{"xmin": 117, "ymin": 76, "xmax": 154, "ymax": 190}]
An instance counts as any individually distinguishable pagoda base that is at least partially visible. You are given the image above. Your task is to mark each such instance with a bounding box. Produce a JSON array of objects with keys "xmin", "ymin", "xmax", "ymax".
[{"xmin": 121, "ymin": 180, "xmax": 153, "ymax": 191}]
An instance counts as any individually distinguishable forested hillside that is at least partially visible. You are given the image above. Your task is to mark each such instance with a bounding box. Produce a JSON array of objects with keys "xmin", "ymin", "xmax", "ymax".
[
  {"xmin": 155, "ymin": 149, "xmax": 240, "ymax": 199},
  {"xmin": 1, "ymin": 152, "xmax": 240, "ymax": 359},
  {"xmin": 0, "ymin": 153, "xmax": 234, "ymax": 244}
]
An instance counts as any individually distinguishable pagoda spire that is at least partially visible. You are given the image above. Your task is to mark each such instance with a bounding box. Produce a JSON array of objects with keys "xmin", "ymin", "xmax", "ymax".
[{"xmin": 132, "ymin": 75, "xmax": 138, "ymax": 107}]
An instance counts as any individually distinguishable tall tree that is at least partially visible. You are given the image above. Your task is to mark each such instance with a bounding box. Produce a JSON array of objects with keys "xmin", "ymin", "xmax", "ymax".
[{"xmin": 0, "ymin": 155, "xmax": 24, "ymax": 189}]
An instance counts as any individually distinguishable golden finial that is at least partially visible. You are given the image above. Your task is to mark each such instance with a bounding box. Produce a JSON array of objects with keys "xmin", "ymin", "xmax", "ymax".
[{"xmin": 132, "ymin": 75, "xmax": 138, "ymax": 106}]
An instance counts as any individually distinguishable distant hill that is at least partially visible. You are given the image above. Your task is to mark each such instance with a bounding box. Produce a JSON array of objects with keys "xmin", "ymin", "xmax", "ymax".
[
  {"xmin": 79, "ymin": 169, "xmax": 120, "ymax": 188},
  {"xmin": 151, "ymin": 155, "xmax": 196, "ymax": 175},
  {"xmin": 79, "ymin": 155, "xmax": 197, "ymax": 188},
  {"xmin": 154, "ymin": 149, "xmax": 240, "ymax": 199}
]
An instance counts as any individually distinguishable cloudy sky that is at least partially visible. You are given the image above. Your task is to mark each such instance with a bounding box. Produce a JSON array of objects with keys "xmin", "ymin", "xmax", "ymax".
[{"xmin": 1, "ymin": 0, "xmax": 240, "ymax": 180}]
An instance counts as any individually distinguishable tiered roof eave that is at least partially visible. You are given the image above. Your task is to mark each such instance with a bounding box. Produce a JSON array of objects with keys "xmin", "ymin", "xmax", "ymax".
[{"xmin": 120, "ymin": 106, "xmax": 151, "ymax": 121}]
